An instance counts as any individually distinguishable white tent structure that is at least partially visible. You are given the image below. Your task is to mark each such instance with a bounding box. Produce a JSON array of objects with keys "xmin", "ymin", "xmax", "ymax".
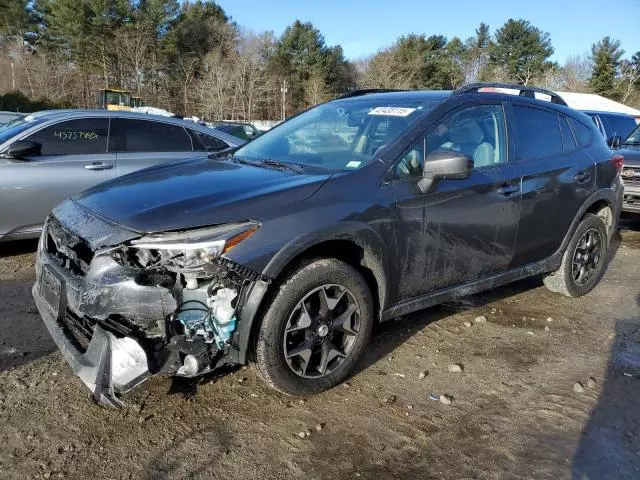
[
  {"xmin": 478, "ymin": 87, "xmax": 640, "ymax": 122},
  {"xmin": 554, "ymin": 92, "xmax": 640, "ymax": 121}
]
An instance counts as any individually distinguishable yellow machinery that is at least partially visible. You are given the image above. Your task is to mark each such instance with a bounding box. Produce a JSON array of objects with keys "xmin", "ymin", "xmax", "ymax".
[{"xmin": 99, "ymin": 89, "xmax": 144, "ymax": 111}]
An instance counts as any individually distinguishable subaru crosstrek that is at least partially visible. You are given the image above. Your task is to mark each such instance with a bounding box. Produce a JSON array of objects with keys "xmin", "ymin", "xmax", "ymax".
[{"xmin": 33, "ymin": 83, "xmax": 623, "ymax": 407}]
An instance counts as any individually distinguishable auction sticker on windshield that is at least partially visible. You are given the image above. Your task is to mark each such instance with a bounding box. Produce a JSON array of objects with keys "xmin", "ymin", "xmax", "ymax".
[{"xmin": 368, "ymin": 107, "xmax": 416, "ymax": 117}]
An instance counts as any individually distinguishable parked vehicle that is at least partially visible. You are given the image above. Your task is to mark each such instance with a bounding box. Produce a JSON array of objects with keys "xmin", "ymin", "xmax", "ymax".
[
  {"xmin": 0, "ymin": 110, "xmax": 242, "ymax": 242},
  {"xmin": 582, "ymin": 110, "xmax": 637, "ymax": 148},
  {"xmin": 211, "ymin": 121, "xmax": 261, "ymax": 141},
  {"xmin": 0, "ymin": 111, "xmax": 24, "ymax": 127},
  {"xmin": 618, "ymin": 124, "xmax": 640, "ymax": 213},
  {"xmin": 32, "ymin": 83, "xmax": 622, "ymax": 407}
]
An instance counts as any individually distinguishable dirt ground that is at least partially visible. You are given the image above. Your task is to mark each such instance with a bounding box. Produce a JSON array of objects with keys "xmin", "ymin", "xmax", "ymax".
[{"xmin": 0, "ymin": 221, "xmax": 639, "ymax": 480}]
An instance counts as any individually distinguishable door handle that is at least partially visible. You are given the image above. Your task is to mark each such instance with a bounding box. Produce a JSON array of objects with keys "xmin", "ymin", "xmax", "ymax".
[
  {"xmin": 574, "ymin": 171, "xmax": 592, "ymax": 184},
  {"xmin": 84, "ymin": 162, "xmax": 113, "ymax": 171},
  {"xmin": 497, "ymin": 184, "xmax": 520, "ymax": 196}
]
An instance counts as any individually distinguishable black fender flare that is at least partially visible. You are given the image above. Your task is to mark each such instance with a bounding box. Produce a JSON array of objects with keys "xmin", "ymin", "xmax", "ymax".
[
  {"xmin": 230, "ymin": 222, "xmax": 392, "ymax": 365},
  {"xmin": 556, "ymin": 184, "xmax": 621, "ymax": 260}
]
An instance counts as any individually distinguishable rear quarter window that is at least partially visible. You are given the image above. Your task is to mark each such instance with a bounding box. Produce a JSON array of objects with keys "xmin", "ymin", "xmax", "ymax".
[
  {"xmin": 569, "ymin": 118, "xmax": 594, "ymax": 148},
  {"xmin": 513, "ymin": 105, "xmax": 564, "ymax": 161}
]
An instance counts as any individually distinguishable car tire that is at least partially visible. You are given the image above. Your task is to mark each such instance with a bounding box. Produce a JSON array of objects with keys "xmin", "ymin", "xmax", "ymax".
[
  {"xmin": 254, "ymin": 258, "xmax": 373, "ymax": 395},
  {"xmin": 543, "ymin": 214, "xmax": 609, "ymax": 297}
]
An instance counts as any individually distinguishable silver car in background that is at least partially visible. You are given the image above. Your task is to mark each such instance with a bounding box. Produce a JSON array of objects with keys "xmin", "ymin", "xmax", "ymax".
[{"xmin": 0, "ymin": 110, "xmax": 243, "ymax": 242}]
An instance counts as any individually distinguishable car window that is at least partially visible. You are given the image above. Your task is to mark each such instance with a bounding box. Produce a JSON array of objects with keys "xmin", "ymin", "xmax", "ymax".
[
  {"xmin": 625, "ymin": 125, "xmax": 640, "ymax": 145},
  {"xmin": 234, "ymin": 98, "xmax": 437, "ymax": 171},
  {"xmin": 559, "ymin": 116, "xmax": 577, "ymax": 152},
  {"xmin": 288, "ymin": 113, "xmax": 361, "ymax": 155},
  {"xmin": 513, "ymin": 106, "xmax": 563, "ymax": 161},
  {"xmin": 602, "ymin": 115, "xmax": 636, "ymax": 141},
  {"xmin": 25, "ymin": 118, "xmax": 109, "ymax": 156},
  {"xmin": 569, "ymin": 118, "xmax": 594, "ymax": 148},
  {"xmin": 191, "ymin": 130, "xmax": 229, "ymax": 151},
  {"xmin": 113, "ymin": 119, "xmax": 192, "ymax": 153},
  {"xmin": 396, "ymin": 104, "xmax": 507, "ymax": 178}
]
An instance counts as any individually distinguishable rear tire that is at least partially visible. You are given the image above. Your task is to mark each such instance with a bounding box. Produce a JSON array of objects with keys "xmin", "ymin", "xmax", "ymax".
[
  {"xmin": 543, "ymin": 214, "xmax": 608, "ymax": 297},
  {"xmin": 254, "ymin": 258, "xmax": 373, "ymax": 395}
]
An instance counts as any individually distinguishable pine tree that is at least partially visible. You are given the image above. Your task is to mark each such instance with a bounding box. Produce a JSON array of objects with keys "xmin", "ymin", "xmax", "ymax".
[
  {"xmin": 489, "ymin": 19, "xmax": 554, "ymax": 84},
  {"xmin": 589, "ymin": 37, "xmax": 624, "ymax": 99}
]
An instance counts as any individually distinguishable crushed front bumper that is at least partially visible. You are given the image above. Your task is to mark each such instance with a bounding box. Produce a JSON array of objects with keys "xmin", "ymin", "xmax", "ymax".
[
  {"xmin": 31, "ymin": 208, "xmax": 174, "ymax": 407},
  {"xmin": 33, "ymin": 286, "xmax": 149, "ymax": 407}
]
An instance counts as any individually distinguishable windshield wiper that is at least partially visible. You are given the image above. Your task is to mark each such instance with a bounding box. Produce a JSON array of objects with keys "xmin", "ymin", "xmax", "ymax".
[
  {"xmin": 207, "ymin": 146, "xmax": 240, "ymax": 159},
  {"xmin": 623, "ymin": 141, "xmax": 640, "ymax": 146},
  {"xmin": 260, "ymin": 159, "xmax": 304, "ymax": 173}
]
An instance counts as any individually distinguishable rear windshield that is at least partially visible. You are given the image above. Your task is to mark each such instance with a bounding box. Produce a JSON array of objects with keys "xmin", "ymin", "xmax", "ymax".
[{"xmin": 234, "ymin": 98, "xmax": 437, "ymax": 171}]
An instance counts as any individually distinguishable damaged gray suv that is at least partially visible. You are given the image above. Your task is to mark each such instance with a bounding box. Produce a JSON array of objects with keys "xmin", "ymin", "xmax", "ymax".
[{"xmin": 33, "ymin": 84, "xmax": 623, "ymax": 407}]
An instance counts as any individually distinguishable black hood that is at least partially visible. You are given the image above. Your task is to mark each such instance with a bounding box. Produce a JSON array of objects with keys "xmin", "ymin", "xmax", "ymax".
[
  {"xmin": 618, "ymin": 144, "xmax": 640, "ymax": 167},
  {"xmin": 73, "ymin": 157, "xmax": 331, "ymax": 233}
]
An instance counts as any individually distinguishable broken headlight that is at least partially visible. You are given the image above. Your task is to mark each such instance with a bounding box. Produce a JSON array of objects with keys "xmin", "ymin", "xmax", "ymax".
[{"xmin": 114, "ymin": 221, "xmax": 259, "ymax": 275}]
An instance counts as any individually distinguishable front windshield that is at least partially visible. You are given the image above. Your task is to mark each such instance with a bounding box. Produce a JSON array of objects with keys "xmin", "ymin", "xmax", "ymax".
[
  {"xmin": 234, "ymin": 98, "xmax": 436, "ymax": 171},
  {"xmin": 0, "ymin": 117, "xmax": 45, "ymax": 144},
  {"xmin": 624, "ymin": 124, "xmax": 640, "ymax": 145}
]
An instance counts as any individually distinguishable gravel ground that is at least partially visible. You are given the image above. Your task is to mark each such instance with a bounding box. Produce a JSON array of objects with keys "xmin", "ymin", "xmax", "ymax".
[{"xmin": 0, "ymin": 222, "xmax": 639, "ymax": 480}]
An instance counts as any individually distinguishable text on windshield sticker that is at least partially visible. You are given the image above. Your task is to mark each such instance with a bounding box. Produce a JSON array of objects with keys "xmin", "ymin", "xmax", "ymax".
[{"xmin": 368, "ymin": 107, "xmax": 416, "ymax": 117}]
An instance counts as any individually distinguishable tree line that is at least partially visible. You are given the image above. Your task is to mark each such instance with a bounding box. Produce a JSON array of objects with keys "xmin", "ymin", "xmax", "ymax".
[{"xmin": 0, "ymin": 1, "xmax": 638, "ymax": 120}]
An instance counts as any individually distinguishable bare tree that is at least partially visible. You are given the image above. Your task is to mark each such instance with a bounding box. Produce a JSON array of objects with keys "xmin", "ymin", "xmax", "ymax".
[
  {"xmin": 617, "ymin": 60, "xmax": 640, "ymax": 105},
  {"xmin": 116, "ymin": 24, "xmax": 151, "ymax": 96},
  {"xmin": 562, "ymin": 54, "xmax": 592, "ymax": 92}
]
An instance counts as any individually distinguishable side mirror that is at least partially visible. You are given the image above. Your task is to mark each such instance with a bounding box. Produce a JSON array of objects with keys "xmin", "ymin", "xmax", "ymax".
[
  {"xmin": 3, "ymin": 140, "xmax": 41, "ymax": 159},
  {"xmin": 608, "ymin": 135, "xmax": 621, "ymax": 149},
  {"xmin": 417, "ymin": 150, "xmax": 473, "ymax": 193}
]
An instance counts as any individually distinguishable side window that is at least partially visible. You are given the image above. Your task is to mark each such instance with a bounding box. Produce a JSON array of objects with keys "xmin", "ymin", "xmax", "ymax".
[
  {"xmin": 192, "ymin": 130, "xmax": 229, "ymax": 152},
  {"xmin": 569, "ymin": 118, "xmax": 594, "ymax": 148},
  {"xmin": 396, "ymin": 137, "xmax": 425, "ymax": 178},
  {"xmin": 395, "ymin": 104, "xmax": 507, "ymax": 178},
  {"xmin": 559, "ymin": 116, "xmax": 577, "ymax": 152},
  {"xmin": 604, "ymin": 115, "xmax": 636, "ymax": 141},
  {"xmin": 428, "ymin": 104, "xmax": 506, "ymax": 168},
  {"xmin": 26, "ymin": 118, "xmax": 109, "ymax": 156},
  {"xmin": 113, "ymin": 119, "xmax": 192, "ymax": 153},
  {"xmin": 513, "ymin": 106, "xmax": 563, "ymax": 161}
]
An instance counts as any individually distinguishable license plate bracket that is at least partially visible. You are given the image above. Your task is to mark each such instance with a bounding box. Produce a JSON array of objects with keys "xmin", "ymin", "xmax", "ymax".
[{"xmin": 39, "ymin": 265, "xmax": 66, "ymax": 320}]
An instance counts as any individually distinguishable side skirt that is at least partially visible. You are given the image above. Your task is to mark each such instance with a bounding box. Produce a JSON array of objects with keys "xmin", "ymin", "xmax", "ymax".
[{"xmin": 380, "ymin": 254, "xmax": 561, "ymax": 321}]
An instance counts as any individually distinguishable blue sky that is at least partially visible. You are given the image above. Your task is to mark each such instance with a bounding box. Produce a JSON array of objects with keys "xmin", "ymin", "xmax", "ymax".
[{"xmin": 215, "ymin": 0, "xmax": 639, "ymax": 62}]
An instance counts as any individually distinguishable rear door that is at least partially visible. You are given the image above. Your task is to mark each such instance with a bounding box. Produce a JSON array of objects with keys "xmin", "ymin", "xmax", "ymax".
[
  {"xmin": 0, "ymin": 117, "xmax": 114, "ymax": 235},
  {"xmin": 510, "ymin": 104, "xmax": 596, "ymax": 266},
  {"xmin": 111, "ymin": 118, "xmax": 200, "ymax": 176},
  {"xmin": 391, "ymin": 102, "xmax": 522, "ymax": 299}
]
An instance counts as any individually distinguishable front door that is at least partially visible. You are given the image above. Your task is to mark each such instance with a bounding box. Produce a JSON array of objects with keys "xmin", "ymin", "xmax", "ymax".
[
  {"xmin": 391, "ymin": 103, "xmax": 522, "ymax": 300},
  {"xmin": 0, "ymin": 117, "xmax": 114, "ymax": 236}
]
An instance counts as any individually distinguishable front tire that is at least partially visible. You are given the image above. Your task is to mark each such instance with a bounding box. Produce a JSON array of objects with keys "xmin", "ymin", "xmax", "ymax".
[
  {"xmin": 543, "ymin": 214, "xmax": 609, "ymax": 297},
  {"xmin": 254, "ymin": 258, "xmax": 373, "ymax": 395}
]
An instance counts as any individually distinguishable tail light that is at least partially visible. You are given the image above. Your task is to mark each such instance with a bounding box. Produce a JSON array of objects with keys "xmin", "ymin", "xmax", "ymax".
[{"xmin": 612, "ymin": 154, "xmax": 624, "ymax": 173}]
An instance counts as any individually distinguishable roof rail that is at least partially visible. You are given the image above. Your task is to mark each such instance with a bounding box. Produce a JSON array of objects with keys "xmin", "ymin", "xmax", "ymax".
[
  {"xmin": 454, "ymin": 82, "xmax": 568, "ymax": 106},
  {"xmin": 337, "ymin": 88, "xmax": 406, "ymax": 99}
]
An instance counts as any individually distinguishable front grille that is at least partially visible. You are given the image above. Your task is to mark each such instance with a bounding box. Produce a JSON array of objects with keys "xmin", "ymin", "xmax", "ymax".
[
  {"xmin": 45, "ymin": 217, "xmax": 94, "ymax": 276},
  {"xmin": 59, "ymin": 309, "xmax": 97, "ymax": 353},
  {"xmin": 622, "ymin": 167, "xmax": 640, "ymax": 187}
]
